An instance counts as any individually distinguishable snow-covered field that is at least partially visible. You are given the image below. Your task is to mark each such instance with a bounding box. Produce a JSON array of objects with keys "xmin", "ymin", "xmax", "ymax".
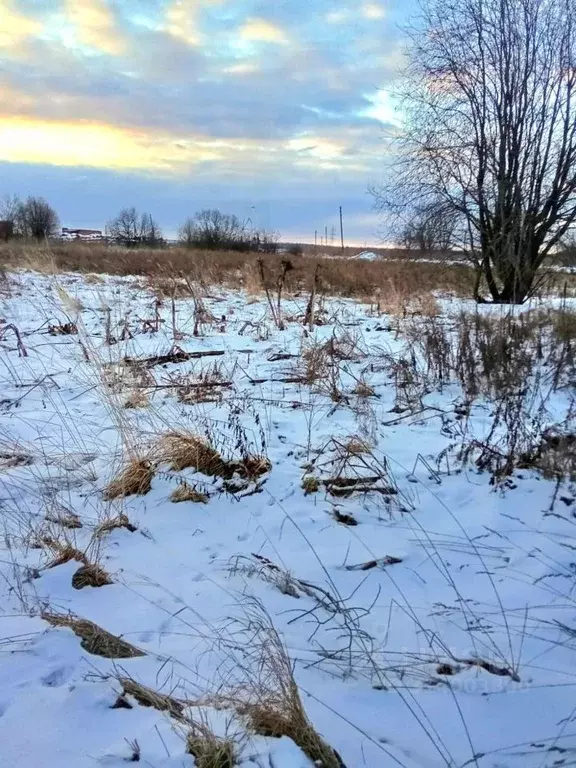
[{"xmin": 1, "ymin": 269, "xmax": 576, "ymax": 768}]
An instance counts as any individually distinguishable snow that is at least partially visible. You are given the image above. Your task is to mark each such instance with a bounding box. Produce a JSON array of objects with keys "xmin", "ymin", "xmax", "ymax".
[
  {"xmin": 0, "ymin": 269, "xmax": 575, "ymax": 767},
  {"xmin": 350, "ymin": 250, "xmax": 381, "ymax": 260}
]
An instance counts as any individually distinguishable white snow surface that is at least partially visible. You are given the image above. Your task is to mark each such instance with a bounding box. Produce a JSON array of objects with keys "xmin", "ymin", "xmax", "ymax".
[{"xmin": 0, "ymin": 270, "xmax": 575, "ymax": 767}]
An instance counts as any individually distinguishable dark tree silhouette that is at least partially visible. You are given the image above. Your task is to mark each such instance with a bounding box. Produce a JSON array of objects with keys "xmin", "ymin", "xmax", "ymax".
[{"xmin": 106, "ymin": 208, "xmax": 163, "ymax": 247}]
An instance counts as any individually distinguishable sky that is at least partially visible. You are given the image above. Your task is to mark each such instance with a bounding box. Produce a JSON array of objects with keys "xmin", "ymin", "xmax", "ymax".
[{"xmin": 0, "ymin": 0, "xmax": 408, "ymax": 244}]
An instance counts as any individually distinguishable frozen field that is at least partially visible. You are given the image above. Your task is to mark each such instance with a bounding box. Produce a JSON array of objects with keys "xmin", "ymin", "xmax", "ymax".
[{"xmin": 0, "ymin": 268, "xmax": 575, "ymax": 768}]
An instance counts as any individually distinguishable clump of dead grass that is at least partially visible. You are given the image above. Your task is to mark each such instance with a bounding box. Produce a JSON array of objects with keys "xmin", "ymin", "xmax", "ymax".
[
  {"xmin": 219, "ymin": 608, "xmax": 344, "ymax": 768},
  {"xmin": 157, "ymin": 432, "xmax": 271, "ymax": 484},
  {"xmin": 42, "ymin": 612, "xmax": 145, "ymax": 658},
  {"xmin": 352, "ymin": 378, "xmax": 376, "ymax": 398},
  {"xmin": 44, "ymin": 508, "xmax": 82, "ymax": 529},
  {"xmin": 519, "ymin": 430, "xmax": 576, "ymax": 480},
  {"xmin": 71, "ymin": 563, "xmax": 113, "ymax": 589},
  {"xmin": 119, "ymin": 677, "xmax": 186, "ymax": 720},
  {"xmin": 170, "ymin": 481, "xmax": 209, "ymax": 503},
  {"xmin": 123, "ymin": 390, "xmax": 149, "ymax": 409},
  {"xmin": 94, "ymin": 512, "xmax": 137, "ymax": 536},
  {"xmin": 158, "ymin": 433, "xmax": 231, "ymax": 476},
  {"xmin": 44, "ymin": 541, "xmax": 88, "ymax": 569},
  {"xmin": 103, "ymin": 458, "xmax": 155, "ymax": 500},
  {"xmin": 186, "ymin": 730, "xmax": 237, "ymax": 768},
  {"xmin": 301, "ymin": 475, "xmax": 320, "ymax": 494}
]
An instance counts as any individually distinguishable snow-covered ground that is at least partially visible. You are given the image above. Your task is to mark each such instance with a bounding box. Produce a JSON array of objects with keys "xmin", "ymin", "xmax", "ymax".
[{"xmin": 1, "ymin": 270, "xmax": 575, "ymax": 768}]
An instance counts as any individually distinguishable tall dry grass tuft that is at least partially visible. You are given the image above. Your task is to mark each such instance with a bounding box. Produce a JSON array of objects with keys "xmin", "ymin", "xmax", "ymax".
[
  {"xmin": 103, "ymin": 458, "xmax": 155, "ymax": 499},
  {"xmin": 186, "ymin": 726, "xmax": 237, "ymax": 768},
  {"xmin": 220, "ymin": 607, "xmax": 345, "ymax": 768}
]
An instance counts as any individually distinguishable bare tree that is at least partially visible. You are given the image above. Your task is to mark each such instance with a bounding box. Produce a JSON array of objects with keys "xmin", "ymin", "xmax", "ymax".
[
  {"xmin": 0, "ymin": 195, "xmax": 20, "ymax": 241},
  {"xmin": 0, "ymin": 195, "xmax": 21, "ymax": 225},
  {"xmin": 400, "ymin": 199, "xmax": 456, "ymax": 252},
  {"xmin": 178, "ymin": 209, "xmax": 251, "ymax": 251},
  {"xmin": 106, "ymin": 208, "xmax": 163, "ymax": 247},
  {"xmin": 18, "ymin": 197, "xmax": 60, "ymax": 241},
  {"xmin": 374, "ymin": 0, "xmax": 576, "ymax": 303}
]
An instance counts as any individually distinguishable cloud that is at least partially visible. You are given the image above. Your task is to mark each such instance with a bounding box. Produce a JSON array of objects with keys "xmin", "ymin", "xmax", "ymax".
[
  {"xmin": 165, "ymin": 0, "xmax": 201, "ymax": 46},
  {"xmin": 361, "ymin": 3, "xmax": 386, "ymax": 19},
  {"xmin": 65, "ymin": 0, "xmax": 126, "ymax": 55},
  {"xmin": 0, "ymin": 0, "xmax": 403, "ymax": 243},
  {"xmin": 238, "ymin": 18, "xmax": 289, "ymax": 45},
  {"xmin": 164, "ymin": 0, "xmax": 226, "ymax": 47},
  {"xmin": 0, "ymin": 117, "xmax": 221, "ymax": 172},
  {"xmin": 325, "ymin": 10, "xmax": 350, "ymax": 24},
  {"xmin": 0, "ymin": 0, "xmax": 42, "ymax": 50}
]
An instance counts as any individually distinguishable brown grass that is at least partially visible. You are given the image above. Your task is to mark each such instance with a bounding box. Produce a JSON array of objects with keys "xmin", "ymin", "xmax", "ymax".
[
  {"xmin": 0, "ymin": 241, "xmax": 478, "ymax": 300},
  {"xmin": 42, "ymin": 612, "xmax": 145, "ymax": 658},
  {"xmin": 44, "ymin": 509, "xmax": 82, "ymax": 529},
  {"xmin": 221, "ymin": 609, "xmax": 344, "ymax": 768},
  {"xmin": 157, "ymin": 432, "xmax": 271, "ymax": 482},
  {"xmin": 119, "ymin": 677, "xmax": 186, "ymax": 720},
  {"xmin": 44, "ymin": 542, "xmax": 88, "ymax": 569},
  {"xmin": 103, "ymin": 458, "xmax": 154, "ymax": 499},
  {"xmin": 123, "ymin": 390, "xmax": 150, "ymax": 409},
  {"xmin": 186, "ymin": 731, "xmax": 237, "ymax": 768},
  {"xmin": 94, "ymin": 513, "xmax": 137, "ymax": 536},
  {"xmin": 301, "ymin": 475, "xmax": 320, "ymax": 495},
  {"xmin": 158, "ymin": 433, "xmax": 232, "ymax": 476},
  {"xmin": 71, "ymin": 563, "xmax": 113, "ymax": 589},
  {"xmin": 170, "ymin": 481, "xmax": 209, "ymax": 503}
]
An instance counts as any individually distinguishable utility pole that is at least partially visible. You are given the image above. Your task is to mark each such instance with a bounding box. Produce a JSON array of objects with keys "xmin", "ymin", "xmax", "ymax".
[
  {"xmin": 314, "ymin": 230, "xmax": 317, "ymax": 249},
  {"xmin": 325, "ymin": 225, "xmax": 328, "ymax": 249},
  {"xmin": 339, "ymin": 206, "xmax": 344, "ymax": 254}
]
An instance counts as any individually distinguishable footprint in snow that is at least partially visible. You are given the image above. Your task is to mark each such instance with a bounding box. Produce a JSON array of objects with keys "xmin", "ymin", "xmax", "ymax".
[{"xmin": 41, "ymin": 666, "xmax": 72, "ymax": 688}]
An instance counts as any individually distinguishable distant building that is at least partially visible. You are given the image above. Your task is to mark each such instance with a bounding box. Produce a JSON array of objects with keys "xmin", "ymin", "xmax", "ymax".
[{"xmin": 61, "ymin": 227, "xmax": 103, "ymax": 241}]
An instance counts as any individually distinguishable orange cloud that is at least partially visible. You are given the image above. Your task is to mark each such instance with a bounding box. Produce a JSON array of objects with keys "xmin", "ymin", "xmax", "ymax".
[
  {"xmin": 0, "ymin": 0, "xmax": 42, "ymax": 49},
  {"xmin": 239, "ymin": 18, "xmax": 289, "ymax": 45},
  {"xmin": 0, "ymin": 111, "xmax": 380, "ymax": 178},
  {"xmin": 65, "ymin": 0, "xmax": 126, "ymax": 55},
  {"xmin": 0, "ymin": 117, "xmax": 221, "ymax": 172}
]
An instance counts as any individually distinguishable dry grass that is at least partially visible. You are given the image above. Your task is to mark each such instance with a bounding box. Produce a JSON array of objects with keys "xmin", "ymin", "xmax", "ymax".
[
  {"xmin": 186, "ymin": 730, "xmax": 237, "ymax": 768},
  {"xmin": 42, "ymin": 612, "xmax": 145, "ymax": 658},
  {"xmin": 170, "ymin": 481, "xmax": 209, "ymax": 503},
  {"xmin": 123, "ymin": 390, "xmax": 150, "ymax": 409},
  {"xmin": 94, "ymin": 512, "xmax": 137, "ymax": 537},
  {"xmin": 301, "ymin": 475, "xmax": 321, "ymax": 495},
  {"xmin": 44, "ymin": 508, "xmax": 82, "ymax": 529},
  {"xmin": 119, "ymin": 677, "xmax": 186, "ymax": 720},
  {"xmin": 157, "ymin": 432, "xmax": 271, "ymax": 483},
  {"xmin": 71, "ymin": 563, "xmax": 113, "ymax": 589},
  {"xmin": 103, "ymin": 458, "xmax": 155, "ymax": 500},
  {"xmin": 0, "ymin": 241, "xmax": 480, "ymax": 300},
  {"xmin": 219, "ymin": 609, "xmax": 344, "ymax": 768},
  {"xmin": 116, "ymin": 677, "xmax": 238, "ymax": 766},
  {"xmin": 44, "ymin": 542, "xmax": 88, "ymax": 569},
  {"xmin": 158, "ymin": 433, "xmax": 232, "ymax": 477}
]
